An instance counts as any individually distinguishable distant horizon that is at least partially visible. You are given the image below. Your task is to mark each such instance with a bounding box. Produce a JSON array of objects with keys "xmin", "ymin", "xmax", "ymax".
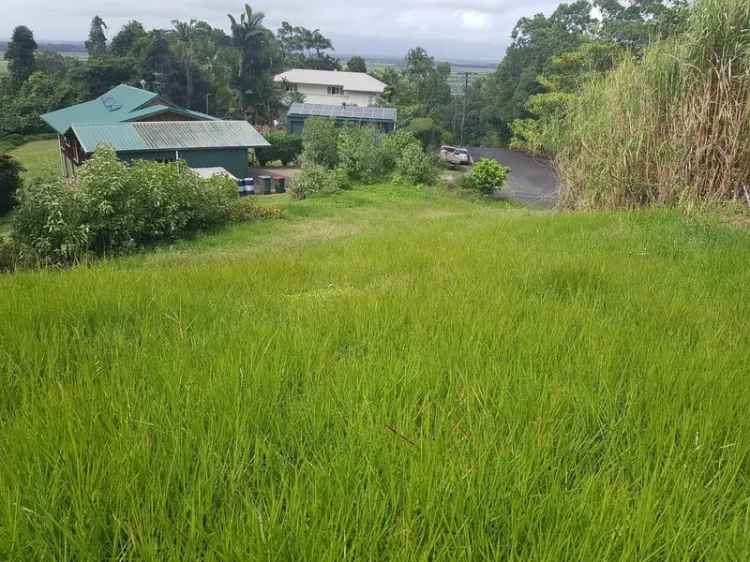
[{"xmin": 0, "ymin": 37, "xmax": 503, "ymax": 67}]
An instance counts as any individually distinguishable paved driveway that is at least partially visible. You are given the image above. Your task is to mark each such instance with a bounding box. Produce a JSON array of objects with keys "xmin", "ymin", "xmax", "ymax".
[{"xmin": 468, "ymin": 148, "xmax": 559, "ymax": 208}]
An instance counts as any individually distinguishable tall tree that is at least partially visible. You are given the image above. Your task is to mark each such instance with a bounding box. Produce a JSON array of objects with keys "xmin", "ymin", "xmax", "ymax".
[
  {"xmin": 172, "ymin": 20, "xmax": 201, "ymax": 108},
  {"xmin": 110, "ymin": 21, "xmax": 147, "ymax": 57},
  {"xmin": 4, "ymin": 26, "xmax": 38, "ymax": 86},
  {"xmin": 277, "ymin": 22, "xmax": 339, "ymax": 70},
  {"xmin": 85, "ymin": 16, "xmax": 108, "ymax": 58},
  {"xmin": 228, "ymin": 4, "xmax": 279, "ymax": 120},
  {"xmin": 346, "ymin": 56, "xmax": 367, "ymax": 73}
]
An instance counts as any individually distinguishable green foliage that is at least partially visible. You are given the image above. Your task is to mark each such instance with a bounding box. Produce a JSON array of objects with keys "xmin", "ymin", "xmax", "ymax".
[
  {"xmin": 552, "ymin": 0, "xmax": 750, "ymax": 208},
  {"xmin": 277, "ymin": 22, "xmax": 340, "ymax": 70},
  {"xmin": 289, "ymin": 161, "xmax": 338, "ymax": 199},
  {"xmin": 467, "ymin": 158, "xmax": 510, "ymax": 194},
  {"xmin": 302, "ymin": 117, "xmax": 338, "ymax": 168},
  {"xmin": 255, "ymin": 131, "xmax": 303, "ymax": 166},
  {"xmin": 346, "ymin": 56, "xmax": 367, "ymax": 73},
  {"xmin": 408, "ymin": 117, "xmax": 440, "ymax": 148},
  {"xmin": 85, "ymin": 16, "xmax": 108, "ymax": 58},
  {"xmin": 0, "ymin": 154, "xmax": 24, "ymax": 215},
  {"xmin": 395, "ymin": 142, "xmax": 437, "ymax": 185},
  {"xmin": 337, "ymin": 126, "xmax": 388, "ymax": 183},
  {"xmin": 12, "ymin": 147, "xmax": 239, "ymax": 264},
  {"xmin": 4, "ymin": 26, "xmax": 37, "ymax": 85},
  {"xmin": 381, "ymin": 129, "xmax": 419, "ymax": 169}
]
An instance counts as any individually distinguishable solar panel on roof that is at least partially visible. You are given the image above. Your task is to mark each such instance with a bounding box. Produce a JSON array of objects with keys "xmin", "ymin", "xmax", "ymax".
[{"xmin": 288, "ymin": 103, "xmax": 396, "ymax": 123}]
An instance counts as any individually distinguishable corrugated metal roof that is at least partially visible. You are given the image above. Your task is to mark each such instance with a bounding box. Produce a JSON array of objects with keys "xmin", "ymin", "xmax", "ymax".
[
  {"xmin": 72, "ymin": 121, "xmax": 269, "ymax": 153},
  {"xmin": 287, "ymin": 103, "xmax": 397, "ymax": 122},
  {"xmin": 41, "ymin": 84, "xmax": 217, "ymax": 134},
  {"xmin": 73, "ymin": 123, "xmax": 148, "ymax": 152},
  {"xmin": 274, "ymin": 69, "xmax": 386, "ymax": 93}
]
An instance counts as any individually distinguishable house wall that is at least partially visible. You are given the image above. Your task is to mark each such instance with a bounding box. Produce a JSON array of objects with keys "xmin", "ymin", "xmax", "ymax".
[
  {"xmin": 118, "ymin": 148, "xmax": 251, "ymax": 179},
  {"xmin": 293, "ymin": 83, "xmax": 377, "ymax": 106}
]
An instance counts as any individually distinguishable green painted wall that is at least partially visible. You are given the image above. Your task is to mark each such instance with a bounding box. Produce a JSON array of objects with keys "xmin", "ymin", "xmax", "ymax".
[{"xmin": 119, "ymin": 148, "xmax": 250, "ymax": 178}]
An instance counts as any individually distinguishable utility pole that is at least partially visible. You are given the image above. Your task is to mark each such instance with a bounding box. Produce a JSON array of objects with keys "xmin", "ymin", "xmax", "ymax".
[{"xmin": 459, "ymin": 72, "xmax": 477, "ymax": 146}]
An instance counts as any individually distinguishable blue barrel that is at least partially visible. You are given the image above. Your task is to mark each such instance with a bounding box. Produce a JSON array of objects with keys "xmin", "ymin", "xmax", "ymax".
[{"xmin": 237, "ymin": 177, "xmax": 255, "ymax": 196}]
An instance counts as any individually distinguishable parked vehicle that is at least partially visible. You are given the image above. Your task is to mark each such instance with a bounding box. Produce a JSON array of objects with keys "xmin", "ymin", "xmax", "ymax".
[{"xmin": 439, "ymin": 145, "xmax": 474, "ymax": 166}]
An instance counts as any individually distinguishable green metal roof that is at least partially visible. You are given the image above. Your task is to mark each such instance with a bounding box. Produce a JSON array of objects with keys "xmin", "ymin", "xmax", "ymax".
[
  {"xmin": 72, "ymin": 121, "xmax": 270, "ymax": 154},
  {"xmin": 41, "ymin": 84, "xmax": 217, "ymax": 134}
]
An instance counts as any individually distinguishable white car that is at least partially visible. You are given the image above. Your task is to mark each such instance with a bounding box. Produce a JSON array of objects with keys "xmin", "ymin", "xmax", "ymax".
[{"xmin": 440, "ymin": 145, "xmax": 474, "ymax": 166}]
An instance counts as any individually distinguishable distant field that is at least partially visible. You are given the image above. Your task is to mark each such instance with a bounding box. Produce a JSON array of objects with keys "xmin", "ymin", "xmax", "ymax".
[
  {"xmin": 0, "ymin": 59, "xmax": 7, "ymax": 76},
  {"xmin": 365, "ymin": 57, "xmax": 495, "ymax": 94}
]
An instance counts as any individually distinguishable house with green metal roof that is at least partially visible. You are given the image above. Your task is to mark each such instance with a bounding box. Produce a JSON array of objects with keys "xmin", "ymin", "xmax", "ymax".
[{"xmin": 41, "ymin": 84, "xmax": 268, "ymax": 179}]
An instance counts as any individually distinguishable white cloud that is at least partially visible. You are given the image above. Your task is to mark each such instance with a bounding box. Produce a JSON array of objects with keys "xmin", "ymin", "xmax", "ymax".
[
  {"xmin": 1, "ymin": 0, "xmax": 563, "ymax": 60},
  {"xmin": 459, "ymin": 10, "xmax": 491, "ymax": 31}
]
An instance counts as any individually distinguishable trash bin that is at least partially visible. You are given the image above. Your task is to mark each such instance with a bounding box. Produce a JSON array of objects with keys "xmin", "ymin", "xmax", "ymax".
[
  {"xmin": 272, "ymin": 175, "xmax": 286, "ymax": 193},
  {"xmin": 258, "ymin": 175, "xmax": 272, "ymax": 194},
  {"xmin": 237, "ymin": 177, "xmax": 254, "ymax": 196}
]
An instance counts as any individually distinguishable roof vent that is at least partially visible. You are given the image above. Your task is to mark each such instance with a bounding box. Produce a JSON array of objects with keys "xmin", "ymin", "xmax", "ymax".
[{"xmin": 101, "ymin": 95, "xmax": 123, "ymax": 112}]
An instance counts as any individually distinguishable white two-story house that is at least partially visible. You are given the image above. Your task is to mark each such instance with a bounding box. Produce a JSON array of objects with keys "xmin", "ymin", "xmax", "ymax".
[{"xmin": 274, "ymin": 69, "xmax": 387, "ymax": 107}]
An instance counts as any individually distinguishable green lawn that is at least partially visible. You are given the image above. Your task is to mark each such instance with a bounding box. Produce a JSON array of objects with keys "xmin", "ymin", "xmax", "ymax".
[
  {"xmin": 8, "ymin": 138, "xmax": 59, "ymax": 181},
  {"xmin": 2, "ymin": 149, "xmax": 750, "ymax": 559}
]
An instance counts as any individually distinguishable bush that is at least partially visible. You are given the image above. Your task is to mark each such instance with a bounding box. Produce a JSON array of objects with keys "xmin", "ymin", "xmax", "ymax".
[
  {"xmin": 337, "ymin": 126, "xmax": 388, "ymax": 183},
  {"xmin": 550, "ymin": 0, "xmax": 750, "ymax": 208},
  {"xmin": 0, "ymin": 154, "xmax": 24, "ymax": 215},
  {"xmin": 381, "ymin": 129, "xmax": 419, "ymax": 169},
  {"xmin": 467, "ymin": 158, "xmax": 510, "ymax": 195},
  {"xmin": 12, "ymin": 179, "xmax": 90, "ymax": 265},
  {"xmin": 12, "ymin": 147, "xmax": 241, "ymax": 265},
  {"xmin": 396, "ymin": 143, "xmax": 438, "ymax": 185},
  {"xmin": 255, "ymin": 131, "xmax": 303, "ymax": 166},
  {"xmin": 302, "ymin": 117, "xmax": 338, "ymax": 168},
  {"xmin": 289, "ymin": 162, "xmax": 338, "ymax": 199}
]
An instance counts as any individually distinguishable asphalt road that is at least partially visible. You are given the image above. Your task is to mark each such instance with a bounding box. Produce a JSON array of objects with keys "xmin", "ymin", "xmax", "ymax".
[{"xmin": 468, "ymin": 148, "xmax": 559, "ymax": 208}]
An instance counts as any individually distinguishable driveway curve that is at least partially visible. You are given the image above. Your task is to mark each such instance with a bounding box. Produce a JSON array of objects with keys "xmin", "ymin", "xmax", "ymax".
[{"xmin": 468, "ymin": 148, "xmax": 559, "ymax": 208}]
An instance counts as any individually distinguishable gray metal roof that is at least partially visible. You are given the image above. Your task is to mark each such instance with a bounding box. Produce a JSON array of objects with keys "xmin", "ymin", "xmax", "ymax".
[
  {"xmin": 72, "ymin": 121, "xmax": 269, "ymax": 154},
  {"xmin": 287, "ymin": 103, "xmax": 397, "ymax": 122}
]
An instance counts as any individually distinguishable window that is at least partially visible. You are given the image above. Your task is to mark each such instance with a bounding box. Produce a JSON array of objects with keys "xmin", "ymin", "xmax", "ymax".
[
  {"xmin": 284, "ymin": 82, "xmax": 297, "ymax": 92},
  {"xmin": 327, "ymin": 85, "xmax": 343, "ymax": 95}
]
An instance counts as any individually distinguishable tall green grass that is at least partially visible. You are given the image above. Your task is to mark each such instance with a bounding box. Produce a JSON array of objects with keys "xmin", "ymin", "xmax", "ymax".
[
  {"xmin": 555, "ymin": 0, "xmax": 750, "ymax": 209},
  {"xmin": 1, "ymin": 185, "xmax": 750, "ymax": 560}
]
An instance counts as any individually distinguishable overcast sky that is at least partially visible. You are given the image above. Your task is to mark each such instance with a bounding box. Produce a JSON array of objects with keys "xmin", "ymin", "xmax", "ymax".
[{"xmin": 2, "ymin": 0, "xmax": 563, "ymax": 62}]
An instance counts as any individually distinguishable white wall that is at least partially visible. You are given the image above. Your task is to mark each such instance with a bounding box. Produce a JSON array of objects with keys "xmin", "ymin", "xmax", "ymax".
[{"xmin": 294, "ymin": 83, "xmax": 377, "ymax": 106}]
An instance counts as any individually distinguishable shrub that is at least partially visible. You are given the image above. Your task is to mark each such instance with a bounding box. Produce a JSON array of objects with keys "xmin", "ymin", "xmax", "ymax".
[
  {"xmin": 396, "ymin": 143, "xmax": 438, "ymax": 185},
  {"xmin": 550, "ymin": 0, "xmax": 750, "ymax": 208},
  {"xmin": 302, "ymin": 117, "xmax": 338, "ymax": 168},
  {"xmin": 467, "ymin": 159, "xmax": 511, "ymax": 195},
  {"xmin": 12, "ymin": 179, "xmax": 90, "ymax": 265},
  {"xmin": 255, "ymin": 131, "xmax": 303, "ymax": 166},
  {"xmin": 12, "ymin": 147, "xmax": 241, "ymax": 265},
  {"xmin": 0, "ymin": 154, "xmax": 24, "ymax": 215},
  {"xmin": 289, "ymin": 162, "xmax": 338, "ymax": 199},
  {"xmin": 337, "ymin": 126, "xmax": 388, "ymax": 183},
  {"xmin": 381, "ymin": 129, "xmax": 419, "ymax": 169}
]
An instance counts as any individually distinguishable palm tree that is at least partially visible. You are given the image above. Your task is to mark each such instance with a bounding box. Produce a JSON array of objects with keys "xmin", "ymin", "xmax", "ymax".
[
  {"xmin": 227, "ymin": 4, "xmax": 271, "ymax": 116},
  {"xmin": 172, "ymin": 19, "xmax": 199, "ymax": 109}
]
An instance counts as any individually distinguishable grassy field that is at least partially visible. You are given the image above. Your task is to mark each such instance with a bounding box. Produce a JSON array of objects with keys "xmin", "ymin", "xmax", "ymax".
[
  {"xmin": 2, "ymin": 143, "xmax": 750, "ymax": 560},
  {"xmin": 8, "ymin": 138, "xmax": 59, "ymax": 181}
]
